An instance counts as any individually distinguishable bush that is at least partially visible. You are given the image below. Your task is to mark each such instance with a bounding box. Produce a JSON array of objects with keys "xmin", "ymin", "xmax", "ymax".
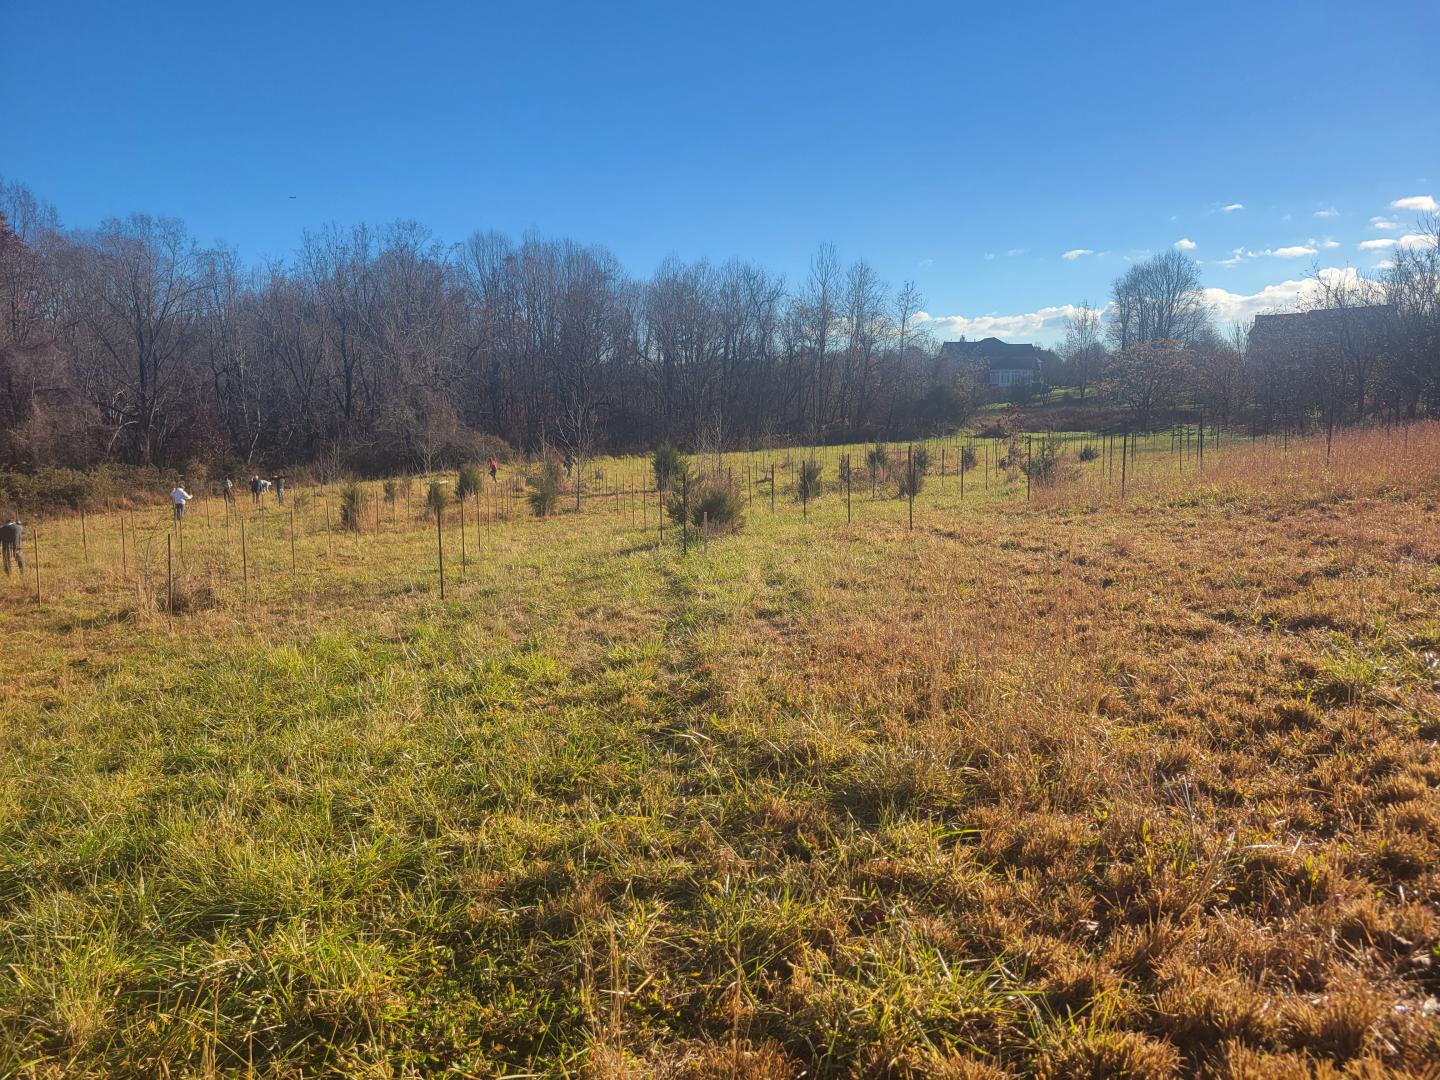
[
  {"xmin": 653, "ymin": 444, "xmax": 687, "ymax": 493},
  {"xmin": 339, "ymin": 482, "xmax": 364, "ymax": 531},
  {"xmin": 528, "ymin": 457, "xmax": 564, "ymax": 517},
  {"xmin": 667, "ymin": 472, "xmax": 745, "ymax": 534},
  {"xmin": 382, "ymin": 479, "xmax": 398, "ymax": 503},
  {"xmin": 960, "ymin": 445, "xmax": 978, "ymax": 472},
  {"xmin": 797, "ymin": 458, "xmax": 823, "ymax": 501},
  {"xmin": 1078, "ymin": 443, "xmax": 1101, "ymax": 462},
  {"xmin": 897, "ymin": 446, "xmax": 930, "ymax": 499},
  {"xmin": 456, "ymin": 464, "xmax": 481, "ymax": 501},
  {"xmin": 838, "ymin": 454, "xmax": 853, "ymax": 485}
]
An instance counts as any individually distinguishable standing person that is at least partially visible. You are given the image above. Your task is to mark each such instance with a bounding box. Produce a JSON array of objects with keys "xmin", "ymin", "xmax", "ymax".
[
  {"xmin": 250, "ymin": 474, "xmax": 261, "ymax": 506},
  {"xmin": 222, "ymin": 477, "xmax": 235, "ymax": 505},
  {"xmin": 170, "ymin": 482, "xmax": 194, "ymax": 522},
  {"xmin": 0, "ymin": 520, "xmax": 23, "ymax": 576},
  {"xmin": 488, "ymin": 456, "xmax": 499, "ymax": 483},
  {"xmin": 563, "ymin": 451, "xmax": 574, "ymax": 477},
  {"xmin": 275, "ymin": 475, "xmax": 286, "ymax": 505}
]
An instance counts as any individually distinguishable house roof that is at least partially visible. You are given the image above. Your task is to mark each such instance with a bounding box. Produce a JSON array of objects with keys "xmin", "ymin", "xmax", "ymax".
[
  {"xmin": 940, "ymin": 337, "xmax": 1047, "ymax": 371},
  {"xmin": 1250, "ymin": 305, "xmax": 1396, "ymax": 351}
]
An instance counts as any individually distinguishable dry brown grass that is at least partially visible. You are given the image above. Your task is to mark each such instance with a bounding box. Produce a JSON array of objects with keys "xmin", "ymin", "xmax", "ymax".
[{"xmin": 1, "ymin": 425, "xmax": 1438, "ymax": 1076}]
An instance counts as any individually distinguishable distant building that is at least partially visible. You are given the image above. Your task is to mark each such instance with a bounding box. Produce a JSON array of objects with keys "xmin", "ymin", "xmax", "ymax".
[
  {"xmin": 1248, "ymin": 304, "xmax": 1396, "ymax": 357},
  {"xmin": 939, "ymin": 337, "xmax": 1050, "ymax": 387}
]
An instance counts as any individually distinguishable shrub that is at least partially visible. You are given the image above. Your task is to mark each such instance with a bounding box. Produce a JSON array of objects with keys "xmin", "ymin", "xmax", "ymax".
[
  {"xmin": 667, "ymin": 472, "xmax": 745, "ymax": 534},
  {"xmin": 528, "ymin": 457, "xmax": 564, "ymax": 517},
  {"xmin": 653, "ymin": 444, "xmax": 687, "ymax": 493},
  {"xmin": 339, "ymin": 482, "xmax": 364, "ymax": 531},
  {"xmin": 382, "ymin": 479, "xmax": 398, "ymax": 503},
  {"xmin": 797, "ymin": 458, "xmax": 823, "ymax": 501},
  {"xmin": 897, "ymin": 446, "xmax": 930, "ymax": 499},
  {"xmin": 1078, "ymin": 443, "xmax": 1101, "ymax": 462},
  {"xmin": 960, "ymin": 445, "xmax": 978, "ymax": 472},
  {"xmin": 838, "ymin": 454, "xmax": 853, "ymax": 485},
  {"xmin": 456, "ymin": 464, "xmax": 481, "ymax": 501}
]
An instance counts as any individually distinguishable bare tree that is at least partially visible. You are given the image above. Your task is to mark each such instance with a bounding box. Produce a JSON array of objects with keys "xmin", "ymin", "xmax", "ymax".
[
  {"xmin": 1060, "ymin": 301, "xmax": 1104, "ymax": 398},
  {"xmin": 1109, "ymin": 251, "xmax": 1212, "ymax": 350}
]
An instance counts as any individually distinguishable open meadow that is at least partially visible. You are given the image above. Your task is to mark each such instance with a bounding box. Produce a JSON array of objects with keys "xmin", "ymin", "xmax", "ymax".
[{"xmin": 2, "ymin": 427, "xmax": 1440, "ymax": 1077}]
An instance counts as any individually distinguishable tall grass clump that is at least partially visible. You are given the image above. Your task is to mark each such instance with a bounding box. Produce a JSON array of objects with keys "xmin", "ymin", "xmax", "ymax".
[
  {"xmin": 528, "ymin": 457, "xmax": 564, "ymax": 516},
  {"xmin": 653, "ymin": 443, "xmax": 687, "ymax": 494}
]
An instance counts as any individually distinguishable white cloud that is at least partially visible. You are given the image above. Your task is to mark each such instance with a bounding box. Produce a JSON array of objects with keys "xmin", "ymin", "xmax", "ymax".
[
  {"xmin": 1375, "ymin": 260, "xmax": 1395, "ymax": 270},
  {"xmin": 1061, "ymin": 248, "xmax": 1093, "ymax": 260},
  {"xmin": 1392, "ymin": 195, "xmax": 1438, "ymax": 212},
  {"xmin": 1313, "ymin": 207, "xmax": 1340, "ymax": 218},
  {"xmin": 918, "ymin": 257, "xmax": 934, "ymax": 269},
  {"xmin": 1201, "ymin": 266, "xmax": 1368, "ymax": 326},
  {"xmin": 1320, "ymin": 239, "xmax": 1340, "ymax": 249},
  {"xmin": 1371, "ymin": 217, "xmax": 1400, "ymax": 230},
  {"xmin": 1174, "ymin": 237, "xmax": 1197, "ymax": 251},
  {"xmin": 983, "ymin": 252, "xmax": 996, "ymax": 261},
  {"xmin": 1359, "ymin": 238, "xmax": 1397, "ymax": 250},
  {"xmin": 1215, "ymin": 243, "xmax": 1319, "ymax": 264},
  {"xmin": 1006, "ymin": 248, "xmax": 1026, "ymax": 257},
  {"xmin": 916, "ymin": 304, "xmax": 1088, "ymax": 344},
  {"xmin": 1400, "ymin": 232, "xmax": 1439, "ymax": 250},
  {"xmin": 1221, "ymin": 203, "xmax": 1244, "ymax": 212}
]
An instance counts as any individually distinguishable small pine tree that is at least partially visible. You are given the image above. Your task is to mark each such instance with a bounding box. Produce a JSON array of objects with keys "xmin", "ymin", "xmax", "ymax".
[
  {"xmin": 866, "ymin": 443, "xmax": 890, "ymax": 484},
  {"xmin": 653, "ymin": 444, "xmax": 687, "ymax": 493},
  {"xmin": 456, "ymin": 464, "xmax": 481, "ymax": 501},
  {"xmin": 528, "ymin": 457, "xmax": 564, "ymax": 516},
  {"xmin": 797, "ymin": 458, "xmax": 823, "ymax": 501},
  {"xmin": 339, "ymin": 482, "xmax": 363, "ymax": 531},
  {"xmin": 667, "ymin": 471, "xmax": 745, "ymax": 534},
  {"xmin": 427, "ymin": 481, "xmax": 450, "ymax": 516},
  {"xmin": 897, "ymin": 446, "xmax": 930, "ymax": 499}
]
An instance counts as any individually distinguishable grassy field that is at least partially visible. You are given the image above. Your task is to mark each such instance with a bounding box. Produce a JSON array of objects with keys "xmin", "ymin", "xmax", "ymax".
[{"xmin": 2, "ymin": 427, "xmax": 1439, "ymax": 1077}]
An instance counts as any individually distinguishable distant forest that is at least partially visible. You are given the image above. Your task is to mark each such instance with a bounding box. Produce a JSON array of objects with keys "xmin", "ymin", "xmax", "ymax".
[{"xmin": 1, "ymin": 178, "xmax": 1436, "ymax": 474}]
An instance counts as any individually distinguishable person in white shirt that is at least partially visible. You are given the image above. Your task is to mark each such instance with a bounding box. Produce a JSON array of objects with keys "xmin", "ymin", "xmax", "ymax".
[{"xmin": 170, "ymin": 483, "xmax": 194, "ymax": 522}]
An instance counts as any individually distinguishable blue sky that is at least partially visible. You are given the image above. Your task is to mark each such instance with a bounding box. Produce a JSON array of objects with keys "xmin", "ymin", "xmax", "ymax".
[{"xmin": 5, "ymin": 0, "xmax": 1437, "ymax": 343}]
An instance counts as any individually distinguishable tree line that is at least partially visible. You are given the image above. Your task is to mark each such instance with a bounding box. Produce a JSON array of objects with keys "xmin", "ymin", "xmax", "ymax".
[
  {"xmin": 2, "ymin": 176, "xmax": 1437, "ymax": 475},
  {"xmin": 0, "ymin": 180, "xmax": 971, "ymax": 474}
]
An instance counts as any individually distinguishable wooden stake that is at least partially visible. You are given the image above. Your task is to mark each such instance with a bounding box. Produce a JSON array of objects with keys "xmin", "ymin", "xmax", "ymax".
[
  {"xmin": 167, "ymin": 534, "xmax": 174, "ymax": 614},
  {"xmin": 436, "ymin": 506, "xmax": 446, "ymax": 599},
  {"xmin": 240, "ymin": 518, "xmax": 249, "ymax": 601},
  {"xmin": 290, "ymin": 508, "xmax": 297, "ymax": 571},
  {"xmin": 80, "ymin": 507, "xmax": 88, "ymax": 563}
]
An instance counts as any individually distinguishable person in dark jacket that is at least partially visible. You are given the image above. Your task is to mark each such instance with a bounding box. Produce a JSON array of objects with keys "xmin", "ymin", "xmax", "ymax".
[{"xmin": 0, "ymin": 520, "xmax": 24, "ymax": 575}]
